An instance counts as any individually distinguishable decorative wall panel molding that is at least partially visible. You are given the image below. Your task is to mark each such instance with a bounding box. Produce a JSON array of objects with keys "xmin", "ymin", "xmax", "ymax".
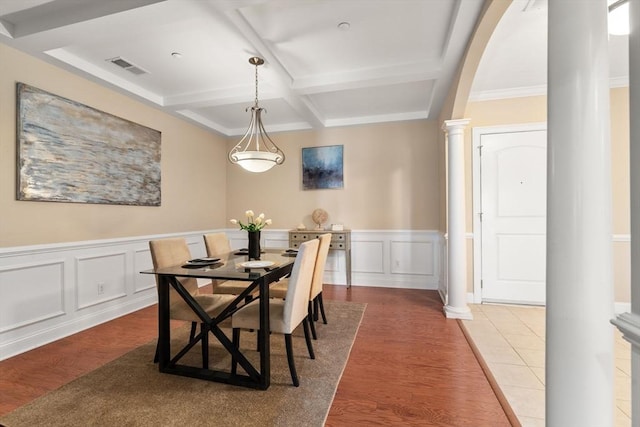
[
  {"xmin": 0, "ymin": 231, "xmax": 210, "ymax": 361},
  {"xmin": 134, "ymin": 248, "xmax": 156, "ymax": 294},
  {"xmin": 0, "ymin": 260, "xmax": 65, "ymax": 333},
  {"xmin": 390, "ymin": 240, "xmax": 435, "ymax": 275},
  {"xmin": 352, "ymin": 230, "xmax": 441, "ymax": 289},
  {"xmin": 1, "ymin": 229, "xmax": 442, "ymax": 360},
  {"xmin": 352, "ymin": 240, "xmax": 385, "ymax": 274},
  {"xmin": 229, "ymin": 229, "xmax": 442, "ymax": 288},
  {"xmin": 76, "ymin": 252, "xmax": 128, "ymax": 310}
]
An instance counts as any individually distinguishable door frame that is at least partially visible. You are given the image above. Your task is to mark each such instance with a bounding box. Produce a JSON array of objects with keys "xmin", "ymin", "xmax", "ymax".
[{"xmin": 471, "ymin": 122, "xmax": 547, "ymax": 303}]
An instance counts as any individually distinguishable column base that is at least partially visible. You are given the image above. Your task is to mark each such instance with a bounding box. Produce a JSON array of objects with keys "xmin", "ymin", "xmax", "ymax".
[{"xmin": 444, "ymin": 304, "xmax": 473, "ymax": 320}]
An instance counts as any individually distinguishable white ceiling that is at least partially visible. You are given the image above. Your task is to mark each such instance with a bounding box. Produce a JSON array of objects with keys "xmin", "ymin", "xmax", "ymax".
[{"xmin": 0, "ymin": 0, "xmax": 629, "ymax": 136}]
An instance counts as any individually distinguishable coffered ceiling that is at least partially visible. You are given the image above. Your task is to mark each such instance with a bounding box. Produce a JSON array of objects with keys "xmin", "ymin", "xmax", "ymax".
[
  {"xmin": 0, "ymin": 0, "xmax": 485, "ymax": 136},
  {"xmin": 0, "ymin": 0, "xmax": 629, "ymax": 136}
]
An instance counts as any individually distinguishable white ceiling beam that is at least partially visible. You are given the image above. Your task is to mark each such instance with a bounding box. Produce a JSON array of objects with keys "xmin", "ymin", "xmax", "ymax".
[
  {"xmin": 0, "ymin": 0, "xmax": 54, "ymax": 16},
  {"xmin": 0, "ymin": 18, "xmax": 14, "ymax": 38},
  {"xmin": 225, "ymin": 120, "xmax": 313, "ymax": 137},
  {"xmin": 163, "ymin": 86, "xmax": 285, "ymax": 109},
  {"xmin": 324, "ymin": 110, "xmax": 430, "ymax": 129},
  {"xmin": 176, "ymin": 110, "xmax": 234, "ymax": 136},
  {"xmin": 5, "ymin": 0, "xmax": 165, "ymax": 38},
  {"xmin": 212, "ymin": 3, "xmax": 325, "ymax": 129},
  {"xmin": 293, "ymin": 62, "xmax": 442, "ymax": 95}
]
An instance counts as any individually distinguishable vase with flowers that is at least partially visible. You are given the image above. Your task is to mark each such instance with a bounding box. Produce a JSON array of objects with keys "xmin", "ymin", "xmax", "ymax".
[{"xmin": 230, "ymin": 210, "xmax": 272, "ymax": 260}]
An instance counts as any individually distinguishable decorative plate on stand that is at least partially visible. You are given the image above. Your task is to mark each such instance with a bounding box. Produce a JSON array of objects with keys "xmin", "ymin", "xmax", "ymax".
[{"xmin": 312, "ymin": 208, "xmax": 328, "ymax": 230}]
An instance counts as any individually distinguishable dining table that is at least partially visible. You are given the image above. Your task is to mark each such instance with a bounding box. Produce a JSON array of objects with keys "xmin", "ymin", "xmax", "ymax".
[{"xmin": 141, "ymin": 248, "xmax": 297, "ymax": 390}]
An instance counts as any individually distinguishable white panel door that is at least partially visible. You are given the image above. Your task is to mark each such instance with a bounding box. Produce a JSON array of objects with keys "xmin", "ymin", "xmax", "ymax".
[{"xmin": 480, "ymin": 129, "xmax": 547, "ymax": 304}]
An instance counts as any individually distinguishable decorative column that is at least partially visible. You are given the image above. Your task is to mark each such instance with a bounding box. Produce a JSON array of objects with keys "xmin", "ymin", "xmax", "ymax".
[
  {"xmin": 443, "ymin": 119, "xmax": 472, "ymax": 320},
  {"xmin": 547, "ymin": 1, "xmax": 614, "ymax": 425},
  {"xmin": 612, "ymin": 1, "xmax": 640, "ymax": 426}
]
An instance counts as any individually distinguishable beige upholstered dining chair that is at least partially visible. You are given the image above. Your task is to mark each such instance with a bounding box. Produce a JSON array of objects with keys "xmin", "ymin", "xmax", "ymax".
[
  {"xmin": 270, "ymin": 233, "xmax": 331, "ymax": 340},
  {"xmin": 231, "ymin": 238, "xmax": 319, "ymax": 387},
  {"xmin": 203, "ymin": 233, "xmax": 253, "ymax": 295},
  {"xmin": 149, "ymin": 237, "xmax": 235, "ymax": 365}
]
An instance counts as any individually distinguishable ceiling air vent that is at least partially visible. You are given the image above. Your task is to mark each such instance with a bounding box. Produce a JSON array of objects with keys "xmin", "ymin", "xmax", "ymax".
[{"xmin": 107, "ymin": 57, "xmax": 148, "ymax": 75}]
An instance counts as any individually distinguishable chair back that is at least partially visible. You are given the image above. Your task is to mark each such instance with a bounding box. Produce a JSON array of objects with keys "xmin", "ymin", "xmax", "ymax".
[
  {"xmin": 309, "ymin": 234, "xmax": 331, "ymax": 300},
  {"xmin": 149, "ymin": 238, "xmax": 199, "ymax": 298},
  {"xmin": 282, "ymin": 239, "xmax": 319, "ymax": 331},
  {"xmin": 204, "ymin": 232, "xmax": 232, "ymax": 256}
]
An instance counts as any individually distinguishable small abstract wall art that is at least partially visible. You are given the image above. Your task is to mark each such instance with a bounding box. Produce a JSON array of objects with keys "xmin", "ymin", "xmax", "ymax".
[
  {"xmin": 16, "ymin": 83, "xmax": 161, "ymax": 206},
  {"xmin": 302, "ymin": 145, "xmax": 344, "ymax": 190}
]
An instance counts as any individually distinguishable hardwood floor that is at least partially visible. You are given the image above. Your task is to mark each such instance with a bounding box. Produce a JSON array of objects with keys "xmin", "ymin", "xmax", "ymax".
[
  {"xmin": 324, "ymin": 286, "xmax": 512, "ymax": 426},
  {"xmin": 0, "ymin": 285, "xmax": 512, "ymax": 426}
]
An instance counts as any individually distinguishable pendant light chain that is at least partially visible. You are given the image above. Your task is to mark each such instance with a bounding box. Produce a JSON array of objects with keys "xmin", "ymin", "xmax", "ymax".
[{"xmin": 254, "ymin": 61, "xmax": 259, "ymax": 108}]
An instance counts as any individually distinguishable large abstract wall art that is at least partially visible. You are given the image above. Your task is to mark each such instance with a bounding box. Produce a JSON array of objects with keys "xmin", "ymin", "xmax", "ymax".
[{"xmin": 16, "ymin": 83, "xmax": 161, "ymax": 206}]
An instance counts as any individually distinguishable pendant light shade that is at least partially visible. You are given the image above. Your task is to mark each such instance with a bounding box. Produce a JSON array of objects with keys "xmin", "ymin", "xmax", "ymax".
[{"xmin": 228, "ymin": 57, "xmax": 285, "ymax": 173}]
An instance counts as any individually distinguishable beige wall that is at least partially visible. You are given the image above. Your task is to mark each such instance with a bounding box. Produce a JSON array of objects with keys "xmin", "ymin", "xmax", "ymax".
[
  {"xmin": 464, "ymin": 90, "xmax": 631, "ymax": 302},
  {"xmin": 0, "ymin": 44, "xmax": 229, "ymax": 247},
  {"xmin": 226, "ymin": 120, "xmax": 440, "ymax": 231},
  {"xmin": 610, "ymin": 88, "xmax": 631, "ymax": 235},
  {"xmin": 1, "ymin": 44, "xmax": 442, "ymax": 249}
]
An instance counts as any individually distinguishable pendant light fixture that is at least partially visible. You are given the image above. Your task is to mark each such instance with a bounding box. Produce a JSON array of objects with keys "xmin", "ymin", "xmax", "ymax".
[{"xmin": 228, "ymin": 57, "xmax": 285, "ymax": 173}]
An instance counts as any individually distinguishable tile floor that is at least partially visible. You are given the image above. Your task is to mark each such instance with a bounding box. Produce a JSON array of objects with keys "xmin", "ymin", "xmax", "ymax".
[{"xmin": 461, "ymin": 304, "xmax": 632, "ymax": 427}]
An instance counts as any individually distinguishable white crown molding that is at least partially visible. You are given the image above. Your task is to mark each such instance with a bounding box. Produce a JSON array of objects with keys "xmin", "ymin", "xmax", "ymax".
[
  {"xmin": 469, "ymin": 77, "xmax": 630, "ymax": 102},
  {"xmin": 323, "ymin": 110, "xmax": 428, "ymax": 128},
  {"xmin": 468, "ymin": 84, "xmax": 547, "ymax": 102}
]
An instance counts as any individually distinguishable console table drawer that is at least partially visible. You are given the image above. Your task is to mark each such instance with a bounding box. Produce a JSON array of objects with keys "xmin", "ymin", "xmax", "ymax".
[{"xmin": 289, "ymin": 231, "xmax": 350, "ymax": 250}]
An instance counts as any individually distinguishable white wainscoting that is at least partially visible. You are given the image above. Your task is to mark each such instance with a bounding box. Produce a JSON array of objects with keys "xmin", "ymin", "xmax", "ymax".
[
  {"xmin": 228, "ymin": 229, "xmax": 443, "ymax": 288},
  {"xmin": 350, "ymin": 230, "xmax": 442, "ymax": 289},
  {"xmin": 0, "ymin": 229, "xmax": 443, "ymax": 360},
  {"xmin": 0, "ymin": 231, "xmax": 213, "ymax": 361}
]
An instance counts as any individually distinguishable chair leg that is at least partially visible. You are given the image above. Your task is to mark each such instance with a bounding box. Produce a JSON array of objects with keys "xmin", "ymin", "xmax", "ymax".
[
  {"xmin": 313, "ymin": 298, "xmax": 320, "ymax": 321},
  {"xmin": 307, "ymin": 301, "xmax": 317, "ymax": 340},
  {"xmin": 302, "ymin": 318, "xmax": 315, "ymax": 360},
  {"xmin": 284, "ymin": 334, "xmax": 300, "ymax": 387},
  {"xmin": 153, "ymin": 340, "xmax": 159, "ymax": 363},
  {"xmin": 232, "ymin": 328, "xmax": 240, "ymax": 375},
  {"xmin": 317, "ymin": 293, "xmax": 328, "ymax": 324}
]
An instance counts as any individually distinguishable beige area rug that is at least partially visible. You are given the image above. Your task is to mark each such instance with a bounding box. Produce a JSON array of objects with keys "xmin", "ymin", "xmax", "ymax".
[{"xmin": 1, "ymin": 300, "xmax": 365, "ymax": 427}]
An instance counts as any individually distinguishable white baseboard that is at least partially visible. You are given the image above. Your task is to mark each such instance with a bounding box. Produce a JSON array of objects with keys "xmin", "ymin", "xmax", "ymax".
[{"xmin": 1, "ymin": 293, "xmax": 156, "ymax": 361}]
